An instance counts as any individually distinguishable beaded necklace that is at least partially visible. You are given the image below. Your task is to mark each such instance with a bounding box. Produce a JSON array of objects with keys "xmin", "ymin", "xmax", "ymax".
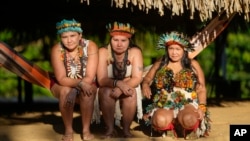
[
  {"xmin": 111, "ymin": 49, "xmax": 130, "ymax": 80},
  {"xmin": 61, "ymin": 44, "xmax": 84, "ymax": 79},
  {"xmin": 67, "ymin": 48, "xmax": 82, "ymax": 79}
]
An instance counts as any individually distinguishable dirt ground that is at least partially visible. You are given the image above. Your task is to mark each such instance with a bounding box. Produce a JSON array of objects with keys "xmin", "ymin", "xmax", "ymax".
[{"xmin": 0, "ymin": 100, "xmax": 250, "ymax": 141}]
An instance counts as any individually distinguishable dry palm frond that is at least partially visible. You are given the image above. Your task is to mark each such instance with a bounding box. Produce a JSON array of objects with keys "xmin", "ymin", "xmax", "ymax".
[{"xmin": 107, "ymin": 0, "xmax": 250, "ymax": 22}]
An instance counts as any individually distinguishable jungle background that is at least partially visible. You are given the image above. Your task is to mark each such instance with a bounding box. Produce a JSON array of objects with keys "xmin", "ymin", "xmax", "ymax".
[{"xmin": 1, "ymin": 0, "xmax": 250, "ymax": 105}]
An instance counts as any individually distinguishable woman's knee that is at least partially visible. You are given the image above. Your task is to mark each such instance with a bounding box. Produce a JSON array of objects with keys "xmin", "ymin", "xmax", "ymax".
[
  {"xmin": 98, "ymin": 87, "xmax": 116, "ymax": 107},
  {"xmin": 178, "ymin": 112, "xmax": 199, "ymax": 129},
  {"xmin": 79, "ymin": 91, "xmax": 96, "ymax": 103},
  {"xmin": 152, "ymin": 109, "xmax": 173, "ymax": 129},
  {"xmin": 121, "ymin": 94, "xmax": 136, "ymax": 104},
  {"xmin": 98, "ymin": 87, "xmax": 112, "ymax": 100},
  {"xmin": 52, "ymin": 86, "xmax": 71, "ymax": 99}
]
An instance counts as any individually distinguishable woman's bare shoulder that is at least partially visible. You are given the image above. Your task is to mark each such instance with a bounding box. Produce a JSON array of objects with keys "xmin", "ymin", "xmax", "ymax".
[
  {"xmin": 51, "ymin": 43, "xmax": 61, "ymax": 52},
  {"xmin": 87, "ymin": 40, "xmax": 98, "ymax": 48},
  {"xmin": 191, "ymin": 59, "xmax": 201, "ymax": 67},
  {"xmin": 191, "ymin": 59, "xmax": 204, "ymax": 73},
  {"xmin": 129, "ymin": 47, "xmax": 142, "ymax": 55},
  {"xmin": 98, "ymin": 47, "xmax": 108, "ymax": 55}
]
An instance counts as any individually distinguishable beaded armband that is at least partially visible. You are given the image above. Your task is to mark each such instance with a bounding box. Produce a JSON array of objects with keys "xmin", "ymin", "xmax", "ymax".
[{"xmin": 198, "ymin": 104, "xmax": 207, "ymax": 113}]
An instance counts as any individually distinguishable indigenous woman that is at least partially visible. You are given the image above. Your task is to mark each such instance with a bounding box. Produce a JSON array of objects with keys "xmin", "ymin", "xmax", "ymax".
[
  {"xmin": 50, "ymin": 19, "xmax": 98, "ymax": 141},
  {"xmin": 97, "ymin": 22, "xmax": 143, "ymax": 138},
  {"xmin": 142, "ymin": 31, "xmax": 211, "ymax": 139}
]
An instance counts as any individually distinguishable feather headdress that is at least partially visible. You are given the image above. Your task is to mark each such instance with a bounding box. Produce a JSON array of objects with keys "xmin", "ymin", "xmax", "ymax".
[
  {"xmin": 106, "ymin": 21, "xmax": 135, "ymax": 38},
  {"xmin": 157, "ymin": 31, "xmax": 194, "ymax": 52},
  {"xmin": 56, "ymin": 19, "xmax": 83, "ymax": 35}
]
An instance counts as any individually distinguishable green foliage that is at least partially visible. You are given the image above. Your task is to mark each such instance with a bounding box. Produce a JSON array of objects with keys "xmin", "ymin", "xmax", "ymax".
[
  {"xmin": 0, "ymin": 30, "xmax": 13, "ymax": 41},
  {"xmin": 135, "ymin": 30, "xmax": 165, "ymax": 66},
  {"xmin": 33, "ymin": 85, "xmax": 52, "ymax": 97},
  {"xmin": 0, "ymin": 68, "xmax": 19, "ymax": 97},
  {"xmin": 196, "ymin": 43, "xmax": 215, "ymax": 76},
  {"xmin": 226, "ymin": 33, "xmax": 250, "ymax": 80},
  {"xmin": 22, "ymin": 40, "xmax": 44, "ymax": 60},
  {"xmin": 135, "ymin": 31, "xmax": 165, "ymax": 66}
]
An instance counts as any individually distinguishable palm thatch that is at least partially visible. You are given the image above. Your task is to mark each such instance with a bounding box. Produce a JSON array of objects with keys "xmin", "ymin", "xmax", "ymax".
[{"xmin": 82, "ymin": 0, "xmax": 250, "ymax": 22}]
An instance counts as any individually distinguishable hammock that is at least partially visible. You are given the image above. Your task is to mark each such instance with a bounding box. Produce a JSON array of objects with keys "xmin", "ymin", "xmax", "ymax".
[{"xmin": 0, "ymin": 42, "xmax": 51, "ymax": 89}]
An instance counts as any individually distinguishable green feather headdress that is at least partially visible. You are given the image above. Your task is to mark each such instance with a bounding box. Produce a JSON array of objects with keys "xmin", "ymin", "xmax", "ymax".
[
  {"xmin": 157, "ymin": 31, "xmax": 194, "ymax": 52},
  {"xmin": 56, "ymin": 19, "xmax": 83, "ymax": 35}
]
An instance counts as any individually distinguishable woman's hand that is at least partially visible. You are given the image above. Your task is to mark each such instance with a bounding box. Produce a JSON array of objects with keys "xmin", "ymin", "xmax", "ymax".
[
  {"xmin": 110, "ymin": 87, "xmax": 122, "ymax": 99},
  {"xmin": 142, "ymin": 82, "xmax": 152, "ymax": 99},
  {"xmin": 116, "ymin": 80, "xmax": 135, "ymax": 96},
  {"xmin": 78, "ymin": 81, "xmax": 96, "ymax": 96},
  {"xmin": 195, "ymin": 108, "xmax": 205, "ymax": 120},
  {"xmin": 197, "ymin": 104, "xmax": 207, "ymax": 120}
]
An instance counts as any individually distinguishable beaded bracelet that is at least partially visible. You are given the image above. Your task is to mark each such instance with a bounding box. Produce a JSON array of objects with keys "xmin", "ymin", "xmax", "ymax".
[{"xmin": 198, "ymin": 104, "xmax": 207, "ymax": 113}]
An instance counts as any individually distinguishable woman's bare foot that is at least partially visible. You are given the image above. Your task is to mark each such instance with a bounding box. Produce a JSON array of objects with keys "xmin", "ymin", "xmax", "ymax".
[
  {"xmin": 62, "ymin": 134, "xmax": 73, "ymax": 141},
  {"xmin": 81, "ymin": 133, "xmax": 94, "ymax": 141}
]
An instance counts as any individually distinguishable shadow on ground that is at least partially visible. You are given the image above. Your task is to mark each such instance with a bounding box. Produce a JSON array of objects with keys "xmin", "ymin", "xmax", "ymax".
[
  {"xmin": 1, "ymin": 98, "xmax": 250, "ymax": 141},
  {"xmin": 0, "ymin": 101, "xmax": 160, "ymax": 138}
]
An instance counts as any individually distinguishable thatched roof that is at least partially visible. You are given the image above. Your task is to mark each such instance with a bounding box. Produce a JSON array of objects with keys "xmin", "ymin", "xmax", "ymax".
[{"xmin": 82, "ymin": 0, "xmax": 250, "ymax": 22}]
